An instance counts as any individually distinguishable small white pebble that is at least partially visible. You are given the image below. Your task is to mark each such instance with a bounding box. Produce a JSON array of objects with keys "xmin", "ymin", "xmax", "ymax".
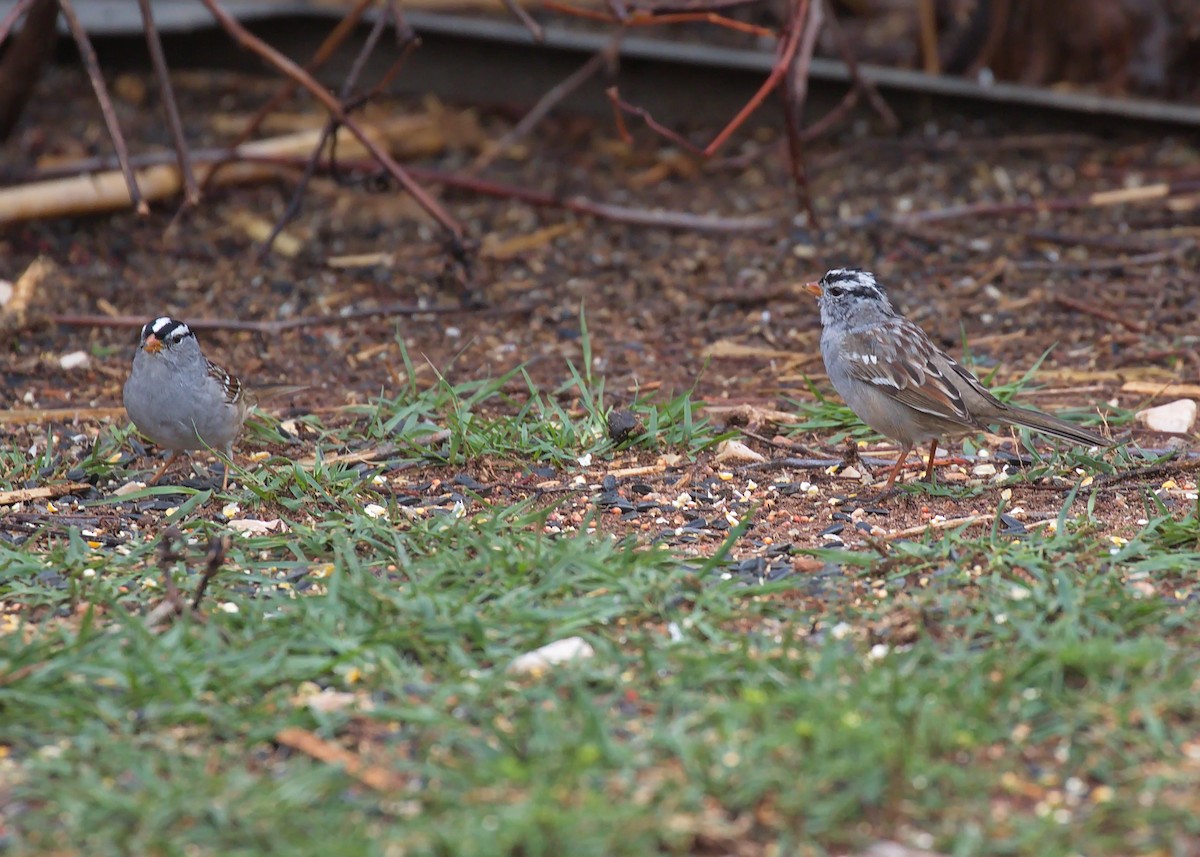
[
  {"xmin": 219, "ymin": 602, "xmax": 240, "ymax": 614},
  {"xmin": 59, "ymin": 350, "xmax": 90, "ymax": 370},
  {"xmin": 364, "ymin": 503, "xmax": 387, "ymax": 519}
]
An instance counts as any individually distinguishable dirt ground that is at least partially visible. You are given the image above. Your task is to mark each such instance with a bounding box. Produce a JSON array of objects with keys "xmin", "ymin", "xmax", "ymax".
[{"xmin": 3, "ymin": 65, "xmax": 1199, "ymax": 556}]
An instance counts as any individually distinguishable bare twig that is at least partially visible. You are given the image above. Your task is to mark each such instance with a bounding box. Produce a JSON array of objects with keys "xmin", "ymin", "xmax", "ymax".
[
  {"xmin": 1091, "ymin": 456, "xmax": 1200, "ymax": 490},
  {"xmin": 258, "ymin": 3, "xmax": 397, "ymax": 259},
  {"xmin": 198, "ymin": 0, "xmax": 465, "ymax": 244},
  {"xmin": 276, "ymin": 727, "xmax": 405, "ymax": 791},
  {"xmin": 916, "ymin": 0, "xmax": 941, "ymax": 75},
  {"xmin": 0, "ymin": 482, "xmax": 91, "ymax": 505},
  {"xmin": 0, "ymin": 0, "xmax": 56, "ymax": 142},
  {"xmin": 0, "ymin": 0, "xmax": 38, "ymax": 48},
  {"xmin": 153, "ymin": 526, "xmax": 188, "ymax": 621},
  {"xmin": 1053, "ymin": 295, "xmax": 1147, "ymax": 332},
  {"xmin": 779, "ymin": 0, "xmax": 820, "ymax": 225},
  {"xmin": 472, "ymin": 34, "xmax": 622, "ymax": 174},
  {"xmin": 604, "ymin": 0, "xmax": 807, "ymax": 161},
  {"xmin": 192, "ymin": 536, "xmax": 229, "ymax": 611},
  {"xmin": 820, "ymin": 0, "xmax": 899, "ymax": 130},
  {"xmin": 1018, "ymin": 246, "xmax": 1189, "ymax": 273},
  {"xmin": 349, "ymin": 158, "xmax": 778, "ymax": 232},
  {"xmin": 135, "ymin": 0, "xmax": 197, "ymax": 207},
  {"xmin": 500, "ymin": 0, "xmax": 545, "ymax": 41},
  {"xmin": 48, "ymin": 299, "xmax": 537, "ymax": 336},
  {"xmin": 195, "ymin": 0, "xmax": 373, "ymax": 197},
  {"xmin": 1023, "ymin": 229, "xmax": 1166, "ymax": 255},
  {"xmin": 891, "ymin": 179, "xmax": 1200, "ymax": 226},
  {"xmin": 58, "ymin": 0, "xmax": 146, "ymax": 215}
]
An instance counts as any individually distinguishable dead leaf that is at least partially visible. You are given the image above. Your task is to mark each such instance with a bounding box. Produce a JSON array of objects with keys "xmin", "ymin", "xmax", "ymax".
[
  {"xmin": 227, "ymin": 518, "xmax": 287, "ymax": 536},
  {"xmin": 0, "ymin": 256, "xmax": 56, "ymax": 330},
  {"xmin": 275, "ymin": 727, "xmax": 403, "ymax": 791},
  {"xmin": 714, "ymin": 439, "xmax": 765, "ymax": 463}
]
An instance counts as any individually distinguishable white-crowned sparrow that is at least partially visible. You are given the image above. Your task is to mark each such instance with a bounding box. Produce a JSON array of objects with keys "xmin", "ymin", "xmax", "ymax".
[
  {"xmin": 123, "ymin": 316, "xmax": 256, "ymax": 489},
  {"xmin": 805, "ymin": 268, "xmax": 1110, "ymax": 489}
]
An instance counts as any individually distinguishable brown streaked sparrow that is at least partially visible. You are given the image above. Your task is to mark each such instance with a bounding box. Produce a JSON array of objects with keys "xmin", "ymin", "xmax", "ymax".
[{"xmin": 805, "ymin": 268, "xmax": 1110, "ymax": 489}]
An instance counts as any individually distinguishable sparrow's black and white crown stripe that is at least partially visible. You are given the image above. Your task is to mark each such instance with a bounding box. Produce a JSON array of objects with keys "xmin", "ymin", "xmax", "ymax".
[{"xmin": 143, "ymin": 316, "xmax": 195, "ymax": 347}]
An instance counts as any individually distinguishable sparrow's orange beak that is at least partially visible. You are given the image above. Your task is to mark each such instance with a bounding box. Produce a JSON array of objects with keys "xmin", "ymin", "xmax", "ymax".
[
  {"xmin": 802, "ymin": 281, "xmax": 822, "ymax": 297},
  {"xmin": 143, "ymin": 335, "xmax": 163, "ymax": 354}
]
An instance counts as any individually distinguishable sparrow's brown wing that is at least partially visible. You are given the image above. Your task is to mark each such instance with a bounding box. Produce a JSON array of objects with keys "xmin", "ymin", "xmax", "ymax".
[
  {"xmin": 838, "ymin": 318, "xmax": 981, "ymax": 428},
  {"xmin": 206, "ymin": 359, "xmax": 248, "ymax": 407}
]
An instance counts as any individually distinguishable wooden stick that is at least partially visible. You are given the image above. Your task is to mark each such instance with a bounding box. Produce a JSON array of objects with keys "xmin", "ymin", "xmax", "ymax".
[
  {"xmin": 0, "ymin": 482, "xmax": 92, "ymax": 506},
  {"xmin": 884, "ymin": 515, "xmax": 1054, "ymax": 541},
  {"xmin": 0, "ymin": 118, "xmax": 437, "ymax": 224},
  {"xmin": 276, "ymin": 727, "xmax": 404, "ymax": 791}
]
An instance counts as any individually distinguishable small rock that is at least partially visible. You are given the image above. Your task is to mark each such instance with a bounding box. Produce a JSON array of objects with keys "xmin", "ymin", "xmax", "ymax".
[
  {"xmin": 59, "ymin": 351, "xmax": 90, "ymax": 370},
  {"xmin": 227, "ymin": 518, "xmax": 287, "ymax": 535},
  {"xmin": 607, "ymin": 408, "xmax": 643, "ymax": 443},
  {"xmin": 972, "ymin": 463, "xmax": 997, "ymax": 477},
  {"xmin": 508, "ymin": 636, "xmax": 595, "ymax": 676},
  {"xmin": 714, "ymin": 439, "xmax": 765, "ymax": 464},
  {"xmin": 363, "ymin": 503, "xmax": 387, "ymax": 519},
  {"xmin": 1136, "ymin": 399, "xmax": 1197, "ymax": 434},
  {"xmin": 839, "ymin": 466, "xmax": 862, "ymax": 480},
  {"xmin": 112, "ymin": 480, "xmax": 147, "ymax": 496}
]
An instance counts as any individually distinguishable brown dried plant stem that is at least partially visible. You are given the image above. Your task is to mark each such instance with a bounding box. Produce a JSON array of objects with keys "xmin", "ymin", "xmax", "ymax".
[
  {"xmin": 0, "ymin": 0, "xmax": 38, "ymax": 47},
  {"xmin": 0, "ymin": 0, "xmax": 56, "ymax": 142},
  {"xmin": 57, "ymin": 0, "xmax": 146, "ymax": 214},
  {"xmin": 198, "ymin": 0, "xmax": 465, "ymax": 245},
  {"xmin": 471, "ymin": 33, "xmax": 623, "ymax": 174},
  {"xmin": 259, "ymin": 3, "xmax": 402, "ymax": 259},
  {"xmin": 136, "ymin": 0, "xmax": 198, "ymax": 205},
  {"xmin": 779, "ymin": 0, "xmax": 819, "ymax": 225},
  {"xmin": 195, "ymin": 0, "xmax": 374, "ymax": 198}
]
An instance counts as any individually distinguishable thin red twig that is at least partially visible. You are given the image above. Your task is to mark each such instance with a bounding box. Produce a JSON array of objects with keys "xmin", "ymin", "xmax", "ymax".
[{"xmin": 605, "ymin": 0, "xmax": 808, "ymax": 159}]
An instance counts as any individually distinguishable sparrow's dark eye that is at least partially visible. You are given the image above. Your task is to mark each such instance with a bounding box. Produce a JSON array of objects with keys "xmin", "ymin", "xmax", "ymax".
[{"xmin": 827, "ymin": 286, "xmax": 844, "ymax": 297}]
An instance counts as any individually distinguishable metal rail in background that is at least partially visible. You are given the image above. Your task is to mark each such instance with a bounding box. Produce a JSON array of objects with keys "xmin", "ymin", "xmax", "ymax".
[{"xmin": 4, "ymin": 0, "xmax": 1200, "ymax": 130}]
